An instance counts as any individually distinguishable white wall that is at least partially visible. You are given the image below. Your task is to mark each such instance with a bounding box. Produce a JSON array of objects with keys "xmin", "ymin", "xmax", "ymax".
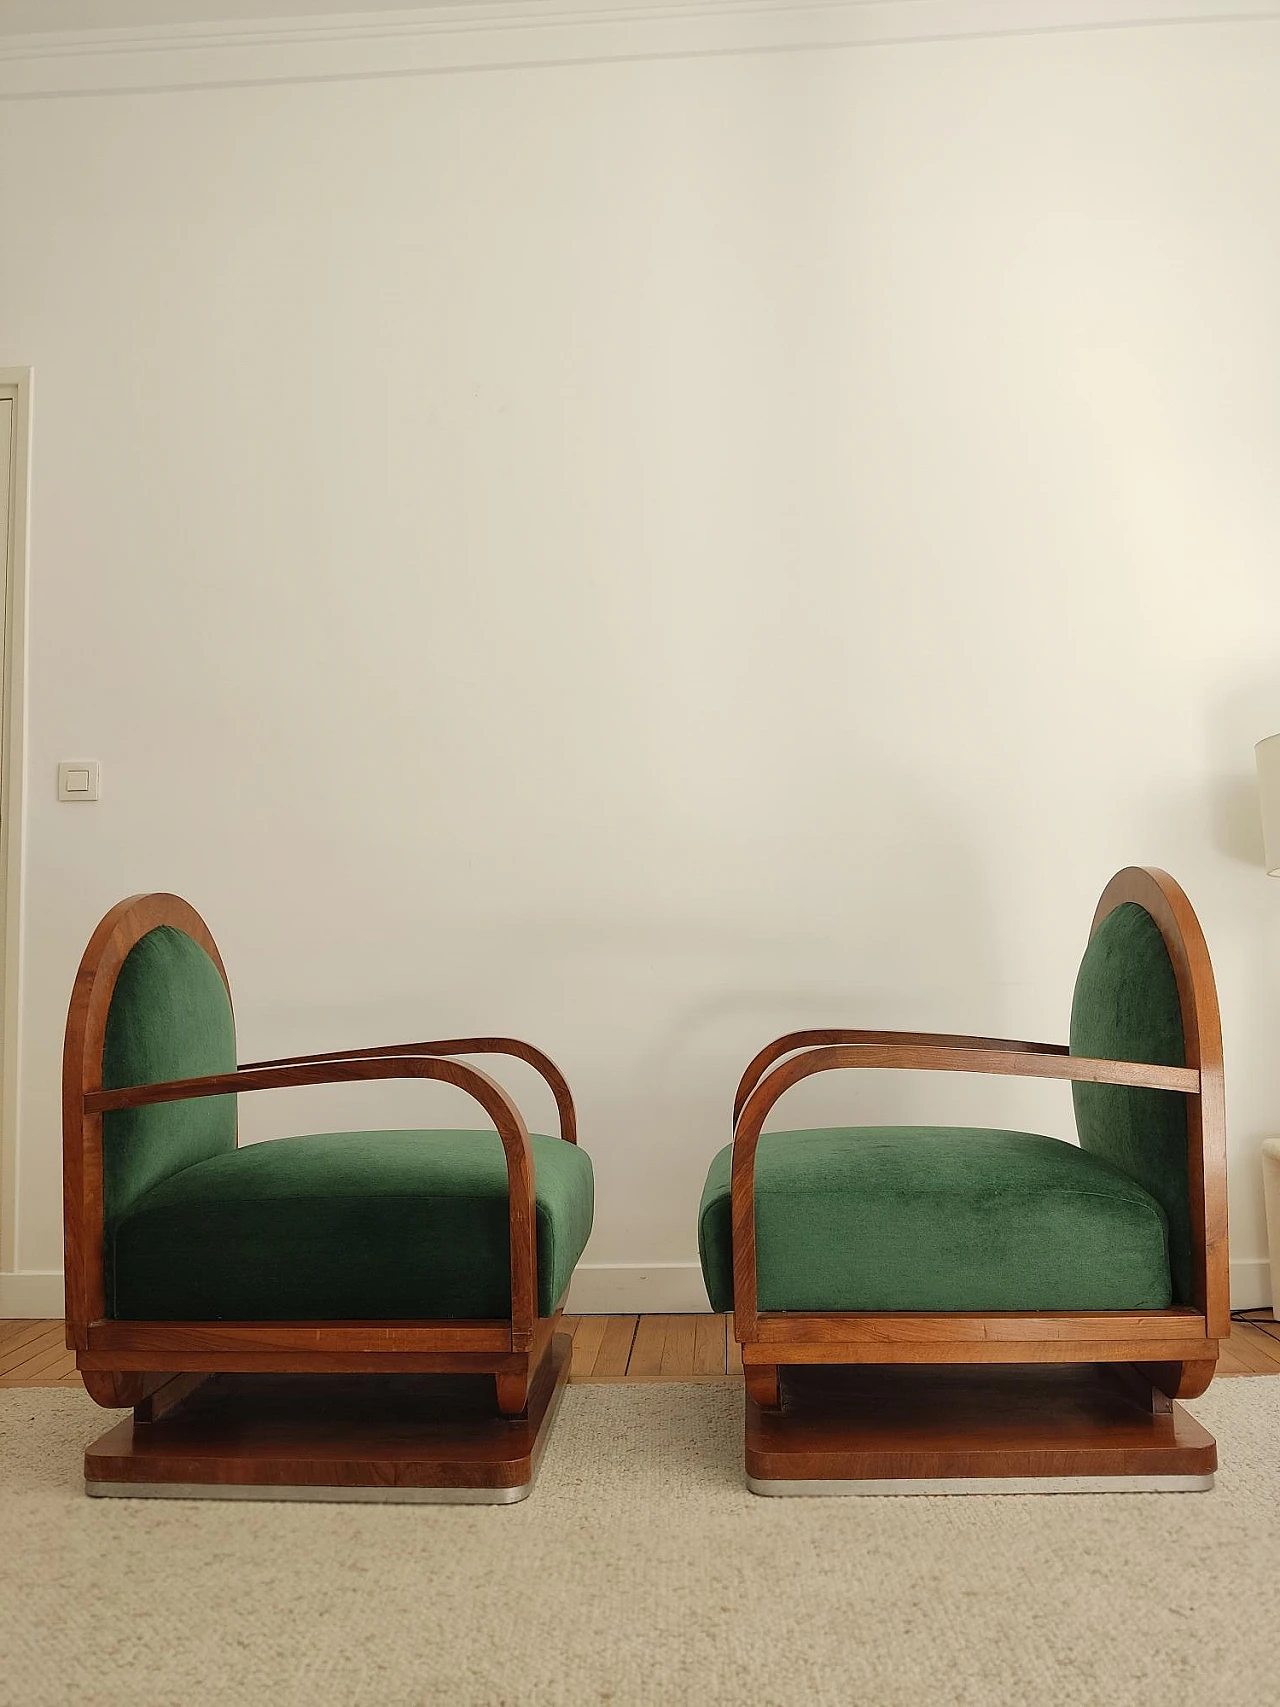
[{"xmin": 2, "ymin": 5, "xmax": 1279, "ymax": 1312}]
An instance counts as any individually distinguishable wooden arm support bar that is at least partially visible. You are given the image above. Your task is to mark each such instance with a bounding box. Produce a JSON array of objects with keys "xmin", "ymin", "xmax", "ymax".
[
  {"xmin": 732, "ymin": 1029, "xmax": 1071, "ymax": 1125},
  {"xmin": 239, "ymin": 1036, "xmax": 577, "ymax": 1146},
  {"xmin": 81, "ymin": 1055, "xmax": 539, "ymax": 1352},
  {"xmin": 730, "ymin": 1042, "xmax": 1201, "ymax": 1339}
]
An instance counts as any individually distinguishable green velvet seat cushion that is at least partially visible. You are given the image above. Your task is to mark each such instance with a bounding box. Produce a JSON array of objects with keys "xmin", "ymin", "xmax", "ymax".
[
  {"xmin": 698, "ymin": 1127, "xmax": 1172, "ymax": 1314},
  {"xmin": 108, "ymin": 1130, "xmax": 594, "ymax": 1321}
]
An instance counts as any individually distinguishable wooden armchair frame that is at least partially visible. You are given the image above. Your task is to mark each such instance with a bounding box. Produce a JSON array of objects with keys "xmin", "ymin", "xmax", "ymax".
[
  {"xmin": 63, "ymin": 893, "xmax": 579, "ymax": 1419},
  {"xmin": 728, "ymin": 868, "xmax": 1228, "ymax": 1412}
]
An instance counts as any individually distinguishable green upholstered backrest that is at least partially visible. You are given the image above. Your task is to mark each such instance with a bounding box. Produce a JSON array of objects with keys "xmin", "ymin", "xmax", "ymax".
[
  {"xmin": 102, "ymin": 925, "xmax": 237, "ymax": 1228},
  {"xmin": 1070, "ymin": 901, "xmax": 1191, "ymax": 1304}
]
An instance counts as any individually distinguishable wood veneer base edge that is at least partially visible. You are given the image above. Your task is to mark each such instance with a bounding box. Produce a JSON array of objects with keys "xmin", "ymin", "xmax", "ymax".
[{"xmin": 83, "ymin": 1335, "xmax": 572, "ymax": 1502}]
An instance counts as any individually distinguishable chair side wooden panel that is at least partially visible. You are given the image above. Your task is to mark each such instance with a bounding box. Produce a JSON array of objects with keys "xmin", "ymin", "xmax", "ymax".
[
  {"xmin": 62, "ymin": 894, "xmax": 231, "ymax": 1349},
  {"xmin": 1088, "ymin": 868, "xmax": 1229, "ymax": 1342},
  {"xmin": 65, "ymin": 894, "xmax": 565, "ymax": 1414},
  {"xmin": 727, "ymin": 867, "xmax": 1226, "ymax": 1405}
]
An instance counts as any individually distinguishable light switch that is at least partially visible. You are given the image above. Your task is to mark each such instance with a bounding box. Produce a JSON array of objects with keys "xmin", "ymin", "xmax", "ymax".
[{"xmin": 58, "ymin": 761, "xmax": 100, "ymax": 802}]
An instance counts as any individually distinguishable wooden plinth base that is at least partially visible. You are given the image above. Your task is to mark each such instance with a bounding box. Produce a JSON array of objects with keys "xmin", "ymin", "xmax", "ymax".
[
  {"xmin": 84, "ymin": 1333, "xmax": 571, "ymax": 1504},
  {"xmin": 744, "ymin": 1363, "xmax": 1216, "ymax": 1495}
]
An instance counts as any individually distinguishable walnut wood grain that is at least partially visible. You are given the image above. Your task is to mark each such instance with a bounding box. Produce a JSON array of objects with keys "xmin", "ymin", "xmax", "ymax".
[
  {"xmin": 79, "ymin": 1054, "xmax": 538, "ymax": 1355},
  {"xmin": 743, "ymin": 1338, "xmax": 1214, "ymax": 1367},
  {"xmin": 730, "ymin": 1043, "xmax": 1198, "ymax": 1343},
  {"xmin": 85, "ymin": 1321, "xmax": 514, "ymax": 1355},
  {"xmin": 495, "ymin": 1315, "xmax": 557, "ymax": 1415},
  {"xmin": 724, "ymin": 867, "xmax": 1229, "ymax": 1436},
  {"xmin": 744, "ymin": 1365, "xmax": 780, "ymax": 1408},
  {"xmin": 1090, "ymin": 867, "xmax": 1229, "ymax": 1340},
  {"xmin": 494, "ymin": 1373, "xmax": 530, "ymax": 1415},
  {"xmin": 79, "ymin": 1348, "xmax": 538, "ymax": 1376},
  {"xmin": 732, "ymin": 1029, "xmax": 1070, "ymax": 1126},
  {"xmin": 83, "ymin": 1335, "xmax": 572, "ymax": 1495},
  {"xmin": 63, "ymin": 894, "xmax": 232, "ymax": 1348},
  {"xmin": 1137, "ymin": 1360, "xmax": 1218, "ymax": 1400},
  {"xmin": 133, "ymin": 1372, "xmax": 210, "ymax": 1423},
  {"xmin": 63, "ymin": 892, "xmax": 577, "ymax": 1420},
  {"xmin": 749, "ymin": 1310, "xmax": 1208, "ymax": 1345},
  {"xmin": 240, "ymin": 1037, "xmax": 577, "ymax": 1146},
  {"xmin": 744, "ymin": 1364, "xmax": 1217, "ymax": 1484},
  {"xmin": 80, "ymin": 1369, "xmax": 180, "ymax": 1409},
  {"xmin": 83, "ymin": 1055, "xmax": 539, "ymax": 1353}
]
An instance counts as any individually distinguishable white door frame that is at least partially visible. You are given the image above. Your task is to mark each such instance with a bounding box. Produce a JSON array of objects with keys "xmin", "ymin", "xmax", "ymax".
[{"xmin": 0, "ymin": 369, "xmax": 32, "ymax": 1285}]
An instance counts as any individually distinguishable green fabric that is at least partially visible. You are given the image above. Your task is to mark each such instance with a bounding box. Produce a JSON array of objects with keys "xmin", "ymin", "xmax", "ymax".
[
  {"xmin": 108, "ymin": 1129, "xmax": 594, "ymax": 1321},
  {"xmin": 1070, "ymin": 901, "xmax": 1193, "ymax": 1304},
  {"xmin": 697, "ymin": 1127, "xmax": 1171, "ymax": 1313},
  {"xmin": 101, "ymin": 926, "xmax": 238, "ymax": 1227}
]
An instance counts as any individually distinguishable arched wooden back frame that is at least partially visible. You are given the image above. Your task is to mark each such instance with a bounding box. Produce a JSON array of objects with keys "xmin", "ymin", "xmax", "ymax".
[
  {"xmin": 1088, "ymin": 866, "xmax": 1228, "ymax": 1339},
  {"xmin": 727, "ymin": 867, "xmax": 1227, "ymax": 1408},
  {"xmin": 63, "ymin": 894, "xmax": 578, "ymax": 1415}
]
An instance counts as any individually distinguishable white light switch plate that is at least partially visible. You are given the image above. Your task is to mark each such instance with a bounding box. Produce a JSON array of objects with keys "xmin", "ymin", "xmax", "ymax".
[{"xmin": 58, "ymin": 760, "xmax": 100, "ymax": 802}]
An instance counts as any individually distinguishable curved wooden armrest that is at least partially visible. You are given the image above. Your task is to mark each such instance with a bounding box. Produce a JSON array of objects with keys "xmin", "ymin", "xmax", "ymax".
[
  {"xmin": 86, "ymin": 1056, "xmax": 539, "ymax": 1348},
  {"xmin": 239, "ymin": 1036, "xmax": 577, "ymax": 1145},
  {"xmin": 730, "ymin": 1041, "xmax": 1200, "ymax": 1335},
  {"xmin": 732, "ymin": 1029, "xmax": 1069, "ymax": 1125}
]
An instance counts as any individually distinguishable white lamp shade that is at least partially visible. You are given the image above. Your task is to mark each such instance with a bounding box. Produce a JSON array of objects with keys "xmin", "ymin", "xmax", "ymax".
[{"xmin": 1256, "ymin": 734, "xmax": 1280, "ymax": 876}]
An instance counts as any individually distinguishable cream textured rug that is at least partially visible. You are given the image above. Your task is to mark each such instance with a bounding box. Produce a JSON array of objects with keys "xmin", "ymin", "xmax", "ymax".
[{"xmin": 2, "ymin": 1380, "xmax": 1278, "ymax": 1707}]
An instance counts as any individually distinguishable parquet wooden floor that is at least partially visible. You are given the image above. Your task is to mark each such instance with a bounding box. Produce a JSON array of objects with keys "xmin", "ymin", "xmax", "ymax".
[{"xmin": 3, "ymin": 1314, "xmax": 1277, "ymax": 1386}]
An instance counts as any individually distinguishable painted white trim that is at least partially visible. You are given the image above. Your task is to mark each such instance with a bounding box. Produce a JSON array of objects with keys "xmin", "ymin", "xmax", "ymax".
[
  {"xmin": 2, "ymin": 1262, "xmax": 710, "ymax": 1316},
  {"xmin": 565, "ymin": 1262, "xmax": 710, "ymax": 1314},
  {"xmin": 0, "ymin": 370, "xmax": 30, "ymax": 1282},
  {"xmin": 1229, "ymin": 1257, "xmax": 1273, "ymax": 1312},
  {"xmin": 0, "ymin": 1270, "xmax": 63, "ymax": 1318},
  {"xmin": 3, "ymin": 1260, "xmax": 1271, "ymax": 1317},
  {"xmin": 573, "ymin": 1259, "xmax": 1277, "ymax": 1316},
  {"xmin": 0, "ymin": 1, "xmax": 1277, "ymax": 97},
  {"xmin": 2, "ymin": 1262, "xmax": 712, "ymax": 1317}
]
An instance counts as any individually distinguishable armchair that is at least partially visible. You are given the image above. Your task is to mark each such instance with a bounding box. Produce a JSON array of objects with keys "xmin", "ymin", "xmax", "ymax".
[
  {"xmin": 699, "ymin": 868, "xmax": 1227, "ymax": 1493},
  {"xmin": 64, "ymin": 893, "xmax": 593, "ymax": 1502}
]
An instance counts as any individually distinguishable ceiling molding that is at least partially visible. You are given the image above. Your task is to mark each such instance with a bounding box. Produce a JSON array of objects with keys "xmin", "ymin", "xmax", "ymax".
[{"xmin": 1, "ymin": 0, "xmax": 1277, "ymax": 98}]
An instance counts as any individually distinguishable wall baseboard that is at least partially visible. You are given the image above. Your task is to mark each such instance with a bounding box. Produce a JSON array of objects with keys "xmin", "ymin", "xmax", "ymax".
[
  {"xmin": 2, "ymin": 1, "xmax": 1276, "ymax": 99},
  {"xmin": 1229, "ymin": 1257, "xmax": 1274, "ymax": 1312},
  {"xmin": 3, "ymin": 1260, "xmax": 1270, "ymax": 1319},
  {"xmin": 0, "ymin": 1270, "xmax": 64, "ymax": 1318},
  {"xmin": 570, "ymin": 1259, "xmax": 1278, "ymax": 1316},
  {"xmin": 565, "ymin": 1263, "xmax": 709, "ymax": 1314},
  {"xmin": 0, "ymin": 1264, "xmax": 713, "ymax": 1319}
]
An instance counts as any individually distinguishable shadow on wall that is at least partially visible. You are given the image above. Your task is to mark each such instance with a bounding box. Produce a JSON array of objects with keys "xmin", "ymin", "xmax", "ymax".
[{"xmin": 634, "ymin": 765, "xmax": 1003, "ymax": 1152}]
